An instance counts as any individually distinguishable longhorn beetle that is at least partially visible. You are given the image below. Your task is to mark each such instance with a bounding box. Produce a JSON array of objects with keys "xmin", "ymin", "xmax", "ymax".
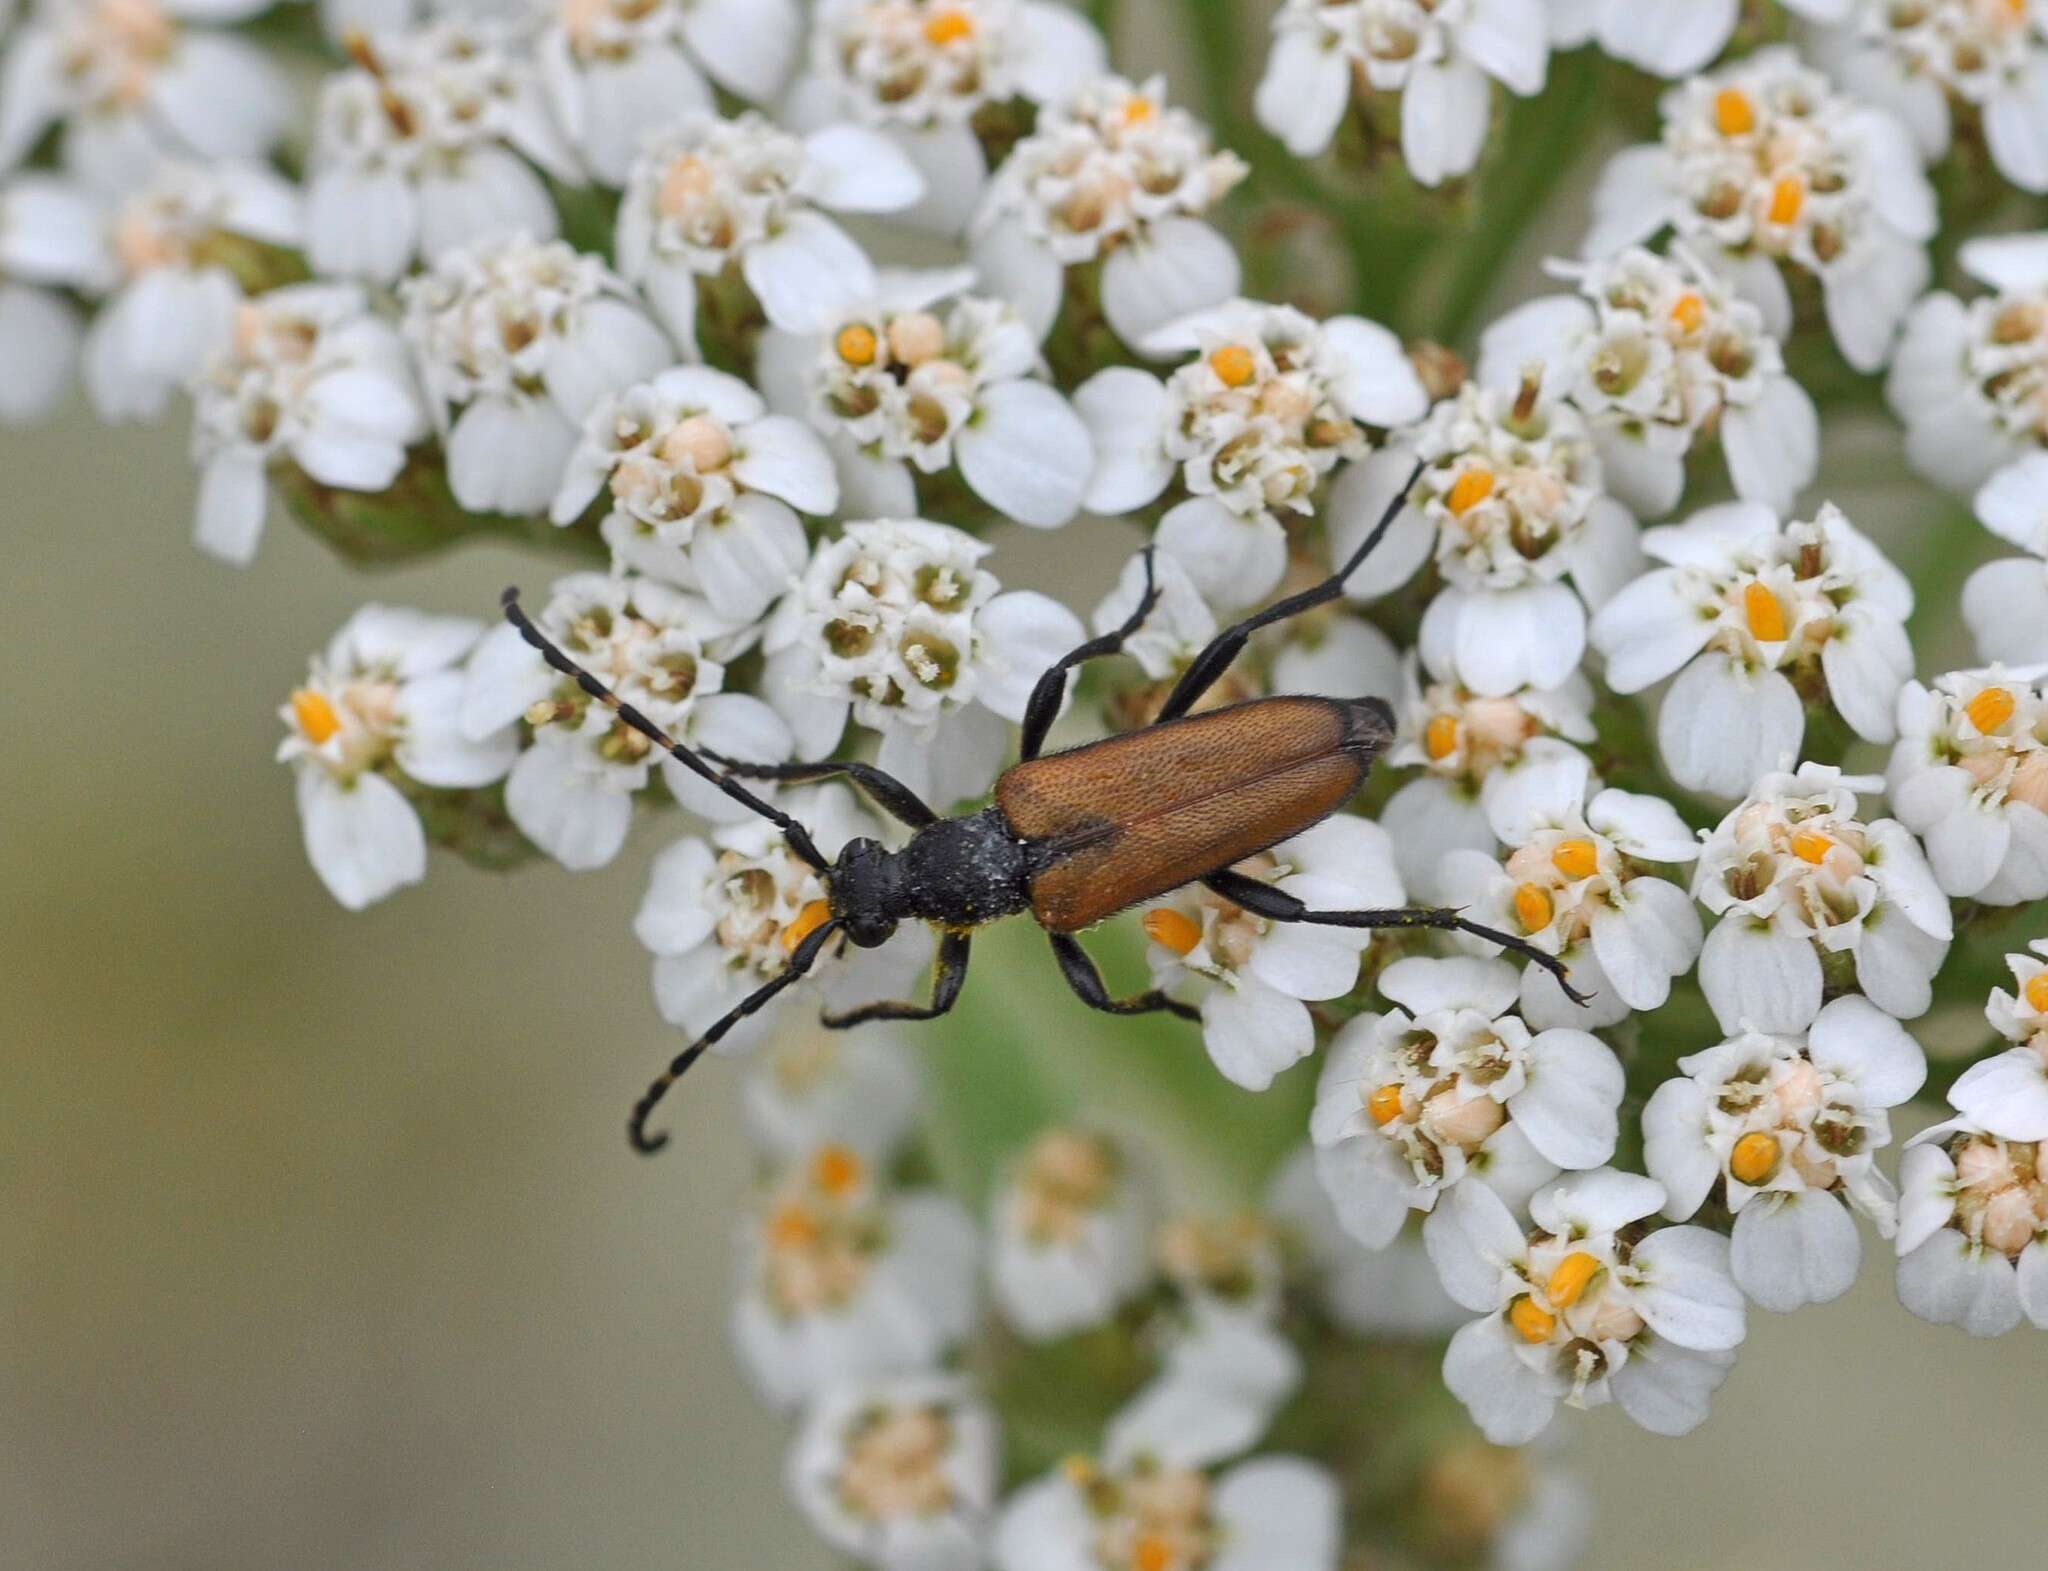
[{"xmin": 501, "ymin": 468, "xmax": 1590, "ymax": 1153}]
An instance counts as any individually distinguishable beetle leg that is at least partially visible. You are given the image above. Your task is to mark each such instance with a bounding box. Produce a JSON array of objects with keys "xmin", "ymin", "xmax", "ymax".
[
  {"xmin": 628, "ymin": 916, "xmax": 844, "ymax": 1154},
  {"xmin": 1018, "ymin": 546, "xmax": 1164, "ymax": 761},
  {"xmin": 1049, "ymin": 931, "xmax": 1201, "ymax": 1021},
  {"xmin": 699, "ymin": 749, "xmax": 938, "ymax": 830},
  {"xmin": 820, "ymin": 930, "xmax": 972, "ymax": 1027},
  {"xmin": 1155, "ymin": 459, "xmax": 1424, "ymax": 724},
  {"xmin": 503, "ymin": 588, "xmax": 831, "ymax": 872},
  {"xmin": 1201, "ymin": 869, "xmax": 1596, "ymax": 1007}
]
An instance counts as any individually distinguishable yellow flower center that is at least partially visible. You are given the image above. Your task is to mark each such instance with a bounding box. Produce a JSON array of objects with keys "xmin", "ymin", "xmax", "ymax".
[
  {"xmin": 1143, "ymin": 907, "xmax": 1204, "ymax": 957},
  {"xmin": 923, "ymin": 7, "xmax": 974, "ymax": 44},
  {"xmin": 1766, "ymin": 175, "xmax": 1804, "ymax": 226},
  {"xmin": 1513, "ymin": 883, "xmax": 1554, "ymax": 933},
  {"xmin": 1730, "ymin": 1131, "xmax": 1781, "ymax": 1185},
  {"xmin": 1133, "ymin": 1536, "xmax": 1174, "ymax": 1571},
  {"xmin": 1551, "ymin": 839, "xmax": 1599, "ymax": 880},
  {"xmin": 1122, "ymin": 95, "xmax": 1156, "ymax": 126},
  {"xmin": 1424, "ymin": 713, "xmax": 1460, "ymax": 761},
  {"xmin": 291, "ymin": 688, "xmax": 342, "ymax": 745},
  {"xmin": 1446, "ymin": 467, "xmax": 1496, "ymax": 516},
  {"xmin": 1790, "ymin": 831, "xmax": 1832, "ymax": 865},
  {"xmin": 1546, "ymin": 1251, "xmax": 1601, "ymax": 1310},
  {"xmin": 836, "ymin": 323, "xmax": 879, "ymax": 366},
  {"xmin": 1509, "ymin": 1295, "xmax": 1556, "ymax": 1343},
  {"xmin": 1966, "ymin": 685, "xmax": 2017, "ymax": 734},
  {"xmin": 1669, "ymin": 292, "xmax": 1705, "ymax": 334},
  {"xmin": 2027, "ymin": 973, "xmax": 2048, "ymax": 1013},
  {"xmin": 1368, "ymin": 1083, "xmax": 1406, "ymax": 1126},
  {"xmin": 1714, "ymin": 88, "xmax": 1756, "ymax": 137},
  {"xmin": 1208, "ymin": 344, "xmax": 1257, "ymax": 388},
  {"xmin": 783, "ymin": 898, "xmax": 833, "ymax": 953},
  {"xmin": 811, "ymin": 1142, "xmax": 866, "ymax": 1197},
  {"xmin": 1743, "ymin": 580, "xmax": 1788, "ymax": 642}
]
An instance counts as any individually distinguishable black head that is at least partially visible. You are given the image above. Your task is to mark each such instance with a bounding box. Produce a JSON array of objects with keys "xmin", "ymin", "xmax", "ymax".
[{"xmin": 828, "ymin": 836, "xmax": 903, "ymax": 948}]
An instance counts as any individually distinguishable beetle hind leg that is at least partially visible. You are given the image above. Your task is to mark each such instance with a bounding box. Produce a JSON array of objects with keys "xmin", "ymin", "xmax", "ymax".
[
  {"xmin": 820, "ymin": 930, "xmax": 972, "ymax": 1028},
  {"xmin": 1049, "ymin": 932, "xmax": 1201, "ymax": 1021},
  {"xmin": 1018, "ymin": 546, "xmax": 1165, "ymax": 761},
  {"xmin": 1202, "ymin": 869, "xmax": 1596, "ymax": 1007}
]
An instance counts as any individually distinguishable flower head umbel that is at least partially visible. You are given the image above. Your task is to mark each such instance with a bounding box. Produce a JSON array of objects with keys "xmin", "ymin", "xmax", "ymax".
[
  {"xmin": 1888, "ymin": 664, "xmax": 2048, "ymax": 905},
  {"xmin": 278, "ymin": 606, "xmax": 517, "ymax": 911},
  {"xmin": 758, "ymin": 269, "xmax": 1095, "ymax": 530},
  {"xmin": 1895, "ymin": 1117, "xmax": 2048, "ymax": 1335},
  {"xmin": 786, "ymin": 1372, "xmax": 1000, "ymax": 1571},
  {"xmin": 1552, "ymin": 0, "xmax": 1852, "ymax": 79},
  {"xmin": 1312, "ymin": 955, "xmax": 1625, "ymax": 1248},
  {"xmin": 463, "ymin": 572, "xmax": 791, "ymax": 867},
  {"xmin": 1142, "ymin": 816, "xmax": 1406, "ymax": 1092},
  {"xmin": 1425, "ymin": 1170, "xmax": 1747, "ymax": 1442},
  {"xmin": 1692, "ymin": 763, "xmax": 1951, "ymax": 1032},
  {"xmin": 1643, "ymin": 997, "xmax": 1927, "ymax": 1312},
  {"xmin": 971, "ymin": 73, "xmax": 1247, "ymax": 347},
  {"xmin": 1254, "ymin": 0, "xmax": 1551, "ymax": 184},
  {"xmin": 1076, "ymin": 299, "xmax": 1428, "ymax": 609},
  {"xmin": 401, "ymin": 233, "xmax": 674, "ymax": 517},
  {"xmin": 996, "ymin": 1450, "xmax": 1341, "ymax": 1571},
  {"xmin": 305, "ymin": 20, "xmax": 580, "ymax": 285},
  {"xmin": 1949, "ymin": 941, "xmax": 2048, "ymax": 1140},
  {"xmin": 1437, "ymin": 743, "xmax": 1703, "ymax": 1028},
  {"xmin": 1478, "ymin": 246, "xmax": 1818, "ymax": 517},
  {"xmin": 1378, "ymin": 646, "xmax": 1595, "ymax": 901},
  {"xmin": 796, "ymin": 0, "xmax": 1107, "ymax": 233},
  {"xmin": 1338, "ymin": 380, "xmax": 1643, "ymax": 698},
  {"xmin": 1591, "ymin": 500, "xmax": 1915, "ymax": 798},
  {"xmin": 732, "ymin": 1142, "xmax": 979, "ymax": 1410},
  {"xmin": 188, "ymin": 284, "xmax": 429, "ymax": 566},
  {"xmin": 1587, "ymin": 47, "xmax": 1937, "ymax": 373},
  {"xmin": 84, "ymin": 159, "xmax": 301, "ymax": 426},
  {"xmin": 0, "ymin": 171, "xmax": 111, "ymax": 425},
  {"xmin": 761, "ymin": 518, "xmax": 1083, "ymax": 805},
  {"xmin": 614, "ymin": 110, "xmax": 924, "ymax": 351},
  {"xmin": 1819, "ymin": 0, "xmax": 2048, "ymax": 193},
  {"xmin": 538, "ymin": 0, "xmax": 802, "ymax": 183},
  {"xmin": 1892, "ymin": 235, "xmax": 2048, "ymax": 661},
  {"xmin": 553, "ymin": 366, "xmax": 837, "ymax": 621},
  {"xmin": 636, "ymin": 787, "xmax": 935, "ymax": 1054},
  {"xmin": 990, "ymin": 1127, "xmax": 1157, "ymax": 1342},
  {"xmin": 0, "ymin": 0, "xmax": 291, "ymax": 186}
]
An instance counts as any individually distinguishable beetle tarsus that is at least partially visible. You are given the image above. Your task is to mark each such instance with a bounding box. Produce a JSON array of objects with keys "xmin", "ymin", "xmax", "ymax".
[{"xmin": 820, "ymin": 930, "xmax": 972, "ymax": 1027}]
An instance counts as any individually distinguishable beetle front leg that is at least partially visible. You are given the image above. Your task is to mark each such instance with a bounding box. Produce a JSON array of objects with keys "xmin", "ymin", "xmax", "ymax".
[
  {"xmin": 820, "ymin": 930, "xmax": 972, "ymax": 1027},
  {"xmin": 1017, "ymin": 546, "xmax": 1163, "ymax": 761},
  {"xmin": 1049, "ymin": 932, "xmax": 1200, "ymax": 1021},
  {"xmin": 1201, "ymin": 869, "xmax": 1595, "ymax": 1007}
]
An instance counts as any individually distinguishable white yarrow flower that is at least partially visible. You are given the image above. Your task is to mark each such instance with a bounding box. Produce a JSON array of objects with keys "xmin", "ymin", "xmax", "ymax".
[
  {"xmin": 1075, "ymin": 298, "xmax": 1428, "ymax": 609},
  {"xmin": 990, "ymin": 1127, "xmax": 1157, "ymax": 1343},
  {"xmin": 1895, "ymin": 1117, "xmax": 2048, "ymax": 1335},
  {"xmin": 1425, "ymin": 1170, "xmax": 1747, "ymax": 1442},
  {"xmin": 1312, "ymin": 955, "xmax": 1625, "ymax": 1247},
  {"xmin": 786, "ymin": 1372, "xmax": 1000, "ymax": 1571},
  {"xmin": 732, "ymin": 1143, "xmax": 979, "ymax": 1410},
  {"xmin": 614, "ymin": 110, "xmax": 924, "ymax": 349},
  {"xmin": 402, "ymin": 233, "xmax": 674, "ymax": 517},
  {"xmin": 304, "ymin": 20, "xmax": 581, "ymax": 285},
  {"xmin": 188, "ymin": 283, "xmax": 430, "ymax": 566},
  {"xmin": 1478, "ymin": 245, "xmax": 1819, "ymax": 516},
  {"xmin": 277, "ymin": 605, "xmax": 517, "ymax": 911},
  {"xmin": 740, "ymin": 1026, "xmax": 925, "ymax": 1167},
  {"xmin": 1642, "ymin": 997, "xmax": 1927, "ymax": 1311},
  {"xmin": 0, "ymin": 171, "xmax": 111, "ymax": 425},
  {"xmin": 1140, "ymin": 815, "xmax": 1406, "ymax": 1091},
  {"xmin": 1550, "ymin": 0, "xmax": 1852, "ymax": 79},
  {"xmin": 1951, "ymin": 941, "xmax": 2048, "ymax": 1140},
  {"xmin": 970, "ymin": 73, "xmax": 1247, "ymax": 346},
  {"xmin": 761, "ymin": 518, "xmax": 1085, "ymax": 805},
  {"xmin": 553, "ymin": 365, "xmax": 836, "ymax": 621},
  {"xmin": 757, "ymin": 269, "xmax": 1095, "ymax": 530},
  {"xmin": 1586, "ymin": 47, "xmax": 1936, "ymax": 373},
  {"xmin": 1590, "ymin": 499, "xmax": 1914, "ymax": 797},
  {"xmin": 1888, "ymin": 665, "xmax": 2048, "ymax": 904},
  {"xmin": 1692, "ymin": 763, "xmax": 1951, "ymax": 1032},
  {"xmin": 1255, "ymin": 0, "xmax": 1551, "ymax": 184},
  {"xmin": 1437, "ymin": 742, "xmax": 1703, "ymax": 1028}
]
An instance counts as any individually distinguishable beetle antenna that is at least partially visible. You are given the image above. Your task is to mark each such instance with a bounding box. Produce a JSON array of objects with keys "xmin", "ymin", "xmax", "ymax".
[
  {"xmin": 501, "ymin": 588, "xmax": 830, "ymax": 872},
  {"xmin": 630, "ymin": 916, "xmax": 845, "ymax": 1153}
]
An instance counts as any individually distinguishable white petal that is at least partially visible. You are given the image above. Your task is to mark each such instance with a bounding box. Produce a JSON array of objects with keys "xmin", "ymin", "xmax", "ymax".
[
  {"xmin": 968, "ymin": 222, "xmax": 1063, "ymax": 343},
  {"xmin": 634, "ymin": 837, "xmax": 718, "ymax": 955},
  {"xmin": 1424, "ymin": 1176, "xmax": 1527, "ymax": 1311},
  {"xmin": 1586, "ymin": 789, "xmax": 1699, "ymax": 861},
  {"xmin": 892, "ymin": 123, "xmax": 987, "ymax": 235},
  {"xmin": 1099, "ymin": 218, "xmax": 1242, "ymax": 350},
  {"xmin": 574, "ymin": 48, "xmax": 712, "ymax": 185},
  {"xmin": 416, "ymin": 148, "xmax": 558, "ymax": 261},
  {"xmin": 1532, "ymin": 1167, "xmax": 1665, "ymax": 1235},
  {"xmin": 1202, "ymin": 979, "xmax": 1314, "ymax": 1091},
  {"xmin": 193, "ymin": 449, "xmax": 268, "ymax": 565},
  {"xmin": 394, "ymin": 671, "xmax": 516, "ymax": 788},
  {"xmin": 1597, "ymin": 0, "xmax": 1736, "ymax": 74},
  {"xmin": 1951, "ymin": 1049, "xmax": 2048, "ymax": 1142},
  {"xmin": 1074, "ymin": 368, "xmax": 1173, "ymax": 512},
  {"xmin": 1313, "ymin": 1140, "xmax": 1415, "ymax": 1249},
  {"xmin": 679, "ymin": 0, "xmax": 799, "ymax": 99},
  {"xmin": 1985, "ymin": 62, "xmax": 2048, "ymax": 195},
  {"xmin": 1475, "ymin": 294, "xmax": 1593, "ymax": 392},
  {"xmin": 1320, "ymin": 316, "xmax": 1430, "ymax": 426},
  {"xmin": 1246, "ymin": 922, "xmax": 1366, "ymax": 1001},
  {"xmin": 1588, "ymin": 569, "xmax": 1715, "ymax": 692},
  {"xmin": 732, "ymin": 414, "xmax": 838, "ymax": 514},
  {"xmin": 1593, "ymin": 426, "xmax": 1687, "ymax": 518},
  {"xmin": 799, "ymin": 122, "xmax": 924, "ymax": 213},
  {"xmin": 1608, "ymin": 1343, "xmax": 1735, "ymax": 1436},
  {"xmin": 957, "ymin": 379, "xmax": 1092, "ymax": 528},
  {"xmin": 1721, "ymin": 374, "xmax": 1819, "ymax": 514},
  {"xmin": 1896, "ymin": 1233, "xmax": 2022, "ymax": 1336},
  {"xmin": 1851, "ymin": 904, "xmax": 1948, "ymax": 1019},
  {"xmin": 1731, "ymin": 1190, "xmax": 1862, "ymax": 1312},
  {"xmin": 1459, "ymin": 0, "xmax": 1550, "ymax": 95},
  {"xmin": 541, "ymin": 299, "xmax": 674, "ymax": 422},
  {"xmin": 1641, "ymin": 1077, "xmax": 1718, "ymax": 1220},
  {"xmin": 1254, "ymin": 28, "xmax": 1353, "ymax": 156},
  {"xmin": 1963, "ymin": 558, "xmax": 2048, "ymax": 667},
  {"xmin": 1808, "ymin": 993, "xmax": 1927, "ymax": 1106},
  {"xmin": 2018, "ymin": 1241, "xmax": 2048, "ymax": 1329},
  {"xmin": 1378, "ymin": 954, "xmax": 1521, "ymax": 1018},
  {"xmin": 1959, "ymin": 230, "xmax": 2048, "ymax": 294},
  {"xmin": 1443, "ymin": 1316, "xmax": 1557, "ymax": 1444},
  {"xmin": 1327, "ymin": 450, "xmax": 1432, "ymax": 600},
  {"xmin": 1973, "ymin": 454, "xmax": 2048, "ymax": 554},
  {"xmin": 991, "ymin": 1477, "xmax": 1096, "ymax": 1571},
  {"xmin": 1821, "ymin": 605, "xmax": 1910, "ymax": 743},
  {"xmin": 1514, "ymin": 1030, "xmax": 1623, "ymax": 1169},
  {"xmin": 1400, "ymin": 58, "xmax": 1493, "ymax": 188},
  {"xmin": 742, "ymin": 211, "xmax": 877, "ymax": 334},
  {"xmin": 1450, "ymin": 583, "xmax": 1585, "ymax": 697},
  {"xmin": 1823, "ymin": 238, "xmax": 1930, "ymax": 375},
  {"xmin": 295, "ymin": 768, "xmax": 425, "ymax": 911},
  {"xmin": 1212, "ymin": 1457, "xmax": 1340, "ymax": 1571},
  {"xmin": 446, "ymin": 397, "xmax": 577, "ymax": 516},
  {"xmin": 1658, "ymin": 657, "xmax": 1803, "ymax": 798},
  {"xmin": 1697, "ymin": 917, "xmax": 1821, "ymax": 1034},
  {"xmin": 504, "ymin": 743, "xmax": 634, "ymax": 870},
  {"xmin": 974, "ymin": 589, "xmax": 1086, "ymax": 723},
  {"xmin": 691, "ymin": 495, "xmax": 810, "ymax": 622},
  {"xmin": 1376, "ymin": 777, "xmax": 1497, "ymax": 903},
  {"xmin": 1627, "ymin": 1225, "xmax": 1746, "ymax": 1350},
  {"xmin": 1012, "ymin": 1, "xmax": 1108, "ymax": 102},
  {"xmin": 1157, "ymin": 499, "xmax": 1287, "ymax": 611},
  {"xmin": 1583, "ymin": 145, "xmax": 1678, "ymax": 257}
]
